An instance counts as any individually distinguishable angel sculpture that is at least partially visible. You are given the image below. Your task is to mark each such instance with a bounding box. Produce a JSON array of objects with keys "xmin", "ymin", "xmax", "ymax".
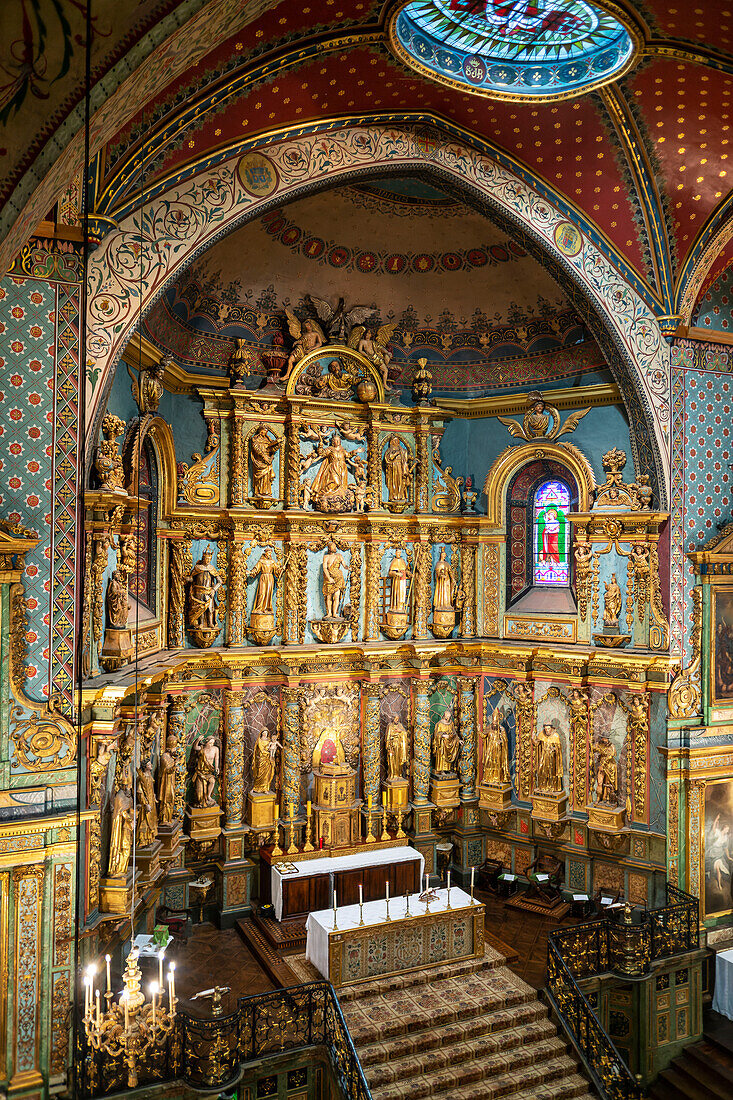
[
  {"xmin": 281, "ymin": 308, "xmax": 325, "ymax": 381},
  {"xmin": 352, "ymin": 323, "xmax": 397, "ymax": 388},
  {"xmin": 498, "ymin": 391, "xmax": 590, "ymax": 442},
  {"xmin": 126, "ymin": 357, "xmax": 166, "ymax": 414},
  {"xmin": 305, "ymin": 294, "xmax": 376, "ymax": 343}
]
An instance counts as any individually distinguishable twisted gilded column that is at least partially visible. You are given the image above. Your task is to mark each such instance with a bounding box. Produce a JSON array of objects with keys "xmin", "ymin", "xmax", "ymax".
[
  {"xmin": 460, "ymin": 544, "xmax": 476, "ymax": 638},
  {"xmin": 168, "ymin": 694, "xmax": 188, "ymax": 820},
  {"xmin": 415, "ymin": 415, "xmax": 430, "ymax": 513},
  {"xmin": 364, "ymin": 541, "xmax": 381, "ymax": 641},
  {"xmin": 286, "ymin": 417, "xmax": 300, "ymax": 508},
  {"xmin": 362, "ymin": 681, "xmax": 381, "ymax": 806},
  {"xmin": 413, "ymin": 676, "xmax": 431, "ymax": 804},
  {"xmin": 230, "ymin": 410, "xmax": 245, "ymax": 506},
  {"xmin": 224, "ymin": 689, "xmax": 246, "ymax": 827},
  {"xmin": 459, "ymin": 676, "xmax": 478, "ymax": 801},
  {"xmin": 228, "ymin": 536, "xmax": 246, "ymax": 646},
  {"xmin": 281, "ymin": 686, "xmax": 301, "ymax": 812},
  {"xmin": 413, "ymin": 541, "xmax": 430, "ymax": 639}
]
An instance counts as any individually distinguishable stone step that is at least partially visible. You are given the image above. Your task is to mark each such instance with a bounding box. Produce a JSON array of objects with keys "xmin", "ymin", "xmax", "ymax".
[
  {"xmin": 358, "ymin": 1003, "xmax": 553, "ymax": 1068},
  {"xmin": 336, "ymin": 945, "xmax": 503, "ymax": 1003},
  {"xmin": 366, "ymin": 1030, "xmax": 567, "ymax": 1091},
  {"xmin": 342, "ymin": 966, "xmax": 535, "ymax": 1046},
  {"xmin": 509, "ymin": 1074, "xmax": 596, "ymax": 1100},
  {"xmin": 373, "ymin": 1053, "xmax": 581, "ymax": 1100}
]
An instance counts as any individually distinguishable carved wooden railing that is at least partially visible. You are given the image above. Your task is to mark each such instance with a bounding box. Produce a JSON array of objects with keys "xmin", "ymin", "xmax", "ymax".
[
  {"xmin": 546, "ymin": 884, "xmax": 699, "ymax": 1100},
  {"xmin": 77, "ymin": 980, "xmax": 371, "ymax": 1099}
]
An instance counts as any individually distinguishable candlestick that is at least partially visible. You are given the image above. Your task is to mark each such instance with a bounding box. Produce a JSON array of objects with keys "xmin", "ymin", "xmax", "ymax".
[
  {"xmin": 380, "ymin": 808, "xmax": 389, "ymax": 841},
  {"xmin": 123, "ymin": 992, "xmax": 129, "ymax": 1035},
  {"xmin": 287, "ymin": 810, "xmax": 297, "ymax": 855},
  {"xmin": 470, "ymin": 865, "xmax": 475, "ymax": 904},
  {"xmin": 359, "ymin": 899, "xmax": 364, "ymax": 926},
  {"xmin": 332, "ymin": 887, "xmax": 338, "ymax": 930},
  {"xmin": 385, "ymin": 896, "xmax": 391, "ymax": 922},
  {"xmin": 105, "ymin": 954, "xmax": 111, "ymax": 995},
  {"xmin": 396, "ymin": 804, "xmax": 405, "ymax": 838},
  {"xmin": 366, "ymin": 806, "xmax": 375, "ymax": 844},
  {"xmin": 405, "ymin": 890, "xmax": 411, "ymax": 918},
  {"xmin": 446, "ymin": 870, "xmax": 451, "ymax": 910},
  {"xmin": 272, "ymin": 806, "xmax": 283, "ymax": 856}
]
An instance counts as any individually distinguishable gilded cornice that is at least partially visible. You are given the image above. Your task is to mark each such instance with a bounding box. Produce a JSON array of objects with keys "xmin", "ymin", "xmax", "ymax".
[{"xmin": 435, "ymin": 382, "xmax": 621, "ymax": 420}]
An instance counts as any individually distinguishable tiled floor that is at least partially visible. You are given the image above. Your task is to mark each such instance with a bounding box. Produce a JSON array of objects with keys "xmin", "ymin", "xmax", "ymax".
[{"xmin": 172, "ymin": 922, "xmax": 274, "ymax": 1017}]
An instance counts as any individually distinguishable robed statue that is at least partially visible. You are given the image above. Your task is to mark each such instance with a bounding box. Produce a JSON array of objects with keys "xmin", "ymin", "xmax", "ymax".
[
  {"xmin": 108, "ymin": 788, "xmax": 134, "ymax": 877},
  {"xmin": 250, "ymin": 425, "xmax": 281, "ymax": 499},
  {"xmin": 187, "ymin": 548, "xmax": 222, "ymax": 633},
  {"xmin": 433, "ymin": 547, "xmax": 456, "ymax": 611},
  {"xmin": 157, "ymin": 734, "xmax": 177, "ymax": 825},
  {"xmin": 136, "ymin": 761, "xmax": 158, "ymax": 847},
  {"xmin": 106, "ymin": 569, "xmax": 129, "ymax": 629},
  {"xmin": 248, "ymin": 548, "xmax": 283, "ymax": 616},
  {"xmin": 534, "ymin": 723, "xmax": 563, "ymax": 792},
  {"xmin": 252, "ymin": 730, "xmax": 281, "ymax": 794},
  {"xmin": 433, "ymin": 708, "xmax": 460, "ymax": 774},
  {"xmin": 384, "ymin": 434, "xmax": 413, "ymax": 506},
  {"xmin": 593, "ymin": 737, "xmax": 618, "ymax": 804},
  {"xmin": 482, "ymin": 708, "xmax": 510, "ymax": 786},
  {"xmin": 603, "ymin": 573, "xmax": 623, "ymax": 628},
  {"xmin": 191, "ymin": 735, "xmax": 221, "ymax": 808},
  {"xmin": 311, "ymin": 432, "xmax": 350, "ymax": 501},
  {"xmin": 388, "ymin": 549, "xmax": 411, "ymax": 614},
  {"xmin": 385, "ymin": 720, "xmax": 409, "ymax": 780}
]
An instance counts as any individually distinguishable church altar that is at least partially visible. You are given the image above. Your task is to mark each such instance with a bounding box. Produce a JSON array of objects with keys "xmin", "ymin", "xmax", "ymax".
[
  {"xmin": 305, "ymin": 887, "xmax": 484, "ymax": 988},
  {"xmin": 265, "ymin": 843, "xmax": 424, "ymax": 921}
]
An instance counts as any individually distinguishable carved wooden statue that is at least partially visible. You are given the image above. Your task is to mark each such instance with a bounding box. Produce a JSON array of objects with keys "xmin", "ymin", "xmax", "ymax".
[
  {"xmin": 108, "ymin": 788, "xmax": 134, "ymax": 877},
  {"xmin": 482, "ymin": 708, "xmax": 510, "ymax": 786},
  {"xmin": 603, "ymin": 573, "xmax": 623, "ymax": 628},
  {"xmin": 106, "ymin": 569, "xmax": 129, "ymax": 629},
  {"xmin": 157, "ymin": 734, "xmax": 178, "ymax": 825},
  {"xmin": 95, "ymin": 413, "xmax": 126, "ymax": 491},
  {"xmin": 322, "ymin": 542, "xmax": 347, "ymax": 619},
  {"xmin": 136, "ymin": 761, "xmax": 158, "ymax": 847},
  {"xmin": 384, "ymin": 434, "xmax": 413, "ymax": 507},
  {"xmin": 252, "ymin": 730, "xmax": 281, "ymax": 794},
  {"xmin": 191, "ymin": 735, "xmax": 221, "ymax": 808},
  {"xmin": 432, "ymin": 708, "xmax": 460, "ymax": 774},
  {"xmin": 534, "ymin": 723, "xmax": 563, "ymax": 793},
  {"xmin": 385, "ymin": 720, "xmax": 409, "ymax": 780},
  {"xmin": 593, "ymin": 737, "xmax": 618, "ymax": 804},
  {"xmin": 187, "ymin": 548, "xmax": 222, "ymax": 643},
  {"xmin": 249, "ymin": 425, "xmax": 280, "ymax": 499}
]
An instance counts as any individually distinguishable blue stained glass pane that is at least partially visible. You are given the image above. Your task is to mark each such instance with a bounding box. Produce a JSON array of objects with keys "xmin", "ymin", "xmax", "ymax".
[
  {"xmin": 533, "ymin": 479, "xmax": 570, "ymax": 586},
  {"xmin": 392, "ymin": 1, "xmax": 635, "ymax": 98}
]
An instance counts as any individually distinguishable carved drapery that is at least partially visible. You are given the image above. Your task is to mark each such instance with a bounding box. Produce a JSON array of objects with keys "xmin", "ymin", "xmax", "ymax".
[
  {"xmin": 362, "ymin": 682, "xmax": 381, "ymax": 807},
  {"xmin": 459, "ymin": 677, "xmax": 477, "ymax": 800},
  {"xmin": 413, "ymin": 678, "xmax": 431, "ymax": 804},
  {"xmin": 224, "ymin": 689, "xmax": 246, "ymax": 827},
  {"xmin": 282, "ymin": 687, "xmax": 301, "ymax": 812}
]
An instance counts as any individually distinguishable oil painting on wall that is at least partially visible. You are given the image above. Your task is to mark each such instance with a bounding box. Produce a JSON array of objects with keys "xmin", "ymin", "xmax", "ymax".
[
  {"xmin": 712, "ymin": 588, "xmax": 733, "ymax": 703},
  {"xmin": 704, "ymin": 780, "xmax": 733, "ymax": 918}
]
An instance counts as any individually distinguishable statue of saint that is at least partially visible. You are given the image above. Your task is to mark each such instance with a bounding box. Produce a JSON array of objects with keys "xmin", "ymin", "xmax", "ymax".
[
  {"xmin": 433, "ymin": 547, "xmax": 455, "ymax": 612},
  {"xmin": 433, "ymin": 708, "xmax": 460, "ymax": 774},
  {"xmin": 191, "ymin": 735, "xmax": 221, "ymax": 808},
  {"xmin": 593, "ymin": 737, "xmax": 618, "ymax": 804},
  {"xmin": 384, "ymin": 434, "xmax": 412, "ymax": 504},
  {"xmin": 106, "ymin": 569, "xmax": 129, "ymax": 629},
  {"xmin": 482, "ymin": 708, "xmax": 510, "ymax": 785},
  {"xmin": 311, "ymin": 432, "xmax": 350, "ymax": 501},
  {"xmin": 388, "ymin": 549, "xmax": 411, "ymax": 614},
  {"xmin": 385, "ymin": 720, "xmax": 408, "ymax": 780},
  {"xmin": 157, "ymin": 734, "xmax": 177, "ymax": 825},
  {"xmin": 248, "ymin": 549, "xmax": 283, "ymax": 615},
  {"xmin": 534, "ymin": 723, "xmax": 563, "ymax": 793},
  {"xmin": 188, "ymin": 548, "xmax": 222, "ymax": 632},
  {"xmin": 136, "ymin": 761, "xmax": 158, "ymax": 847},
  {"xmin": 322, "ymin": 541, "xmax": 346, "ymax": 619},
  {"xmin": 252, "ymin": 730, "xmax": 281, "ymax": 794},
  {"xmin": 603, "ymin": 572, "xmax": 623, "ymax": 628},
  {"xmin": 250, "ymin": 426, "xmax": 280, "ymax": 498},
  {"xmin": 108, "ymin": 788, "xmax": 134, "ymax": 877}
]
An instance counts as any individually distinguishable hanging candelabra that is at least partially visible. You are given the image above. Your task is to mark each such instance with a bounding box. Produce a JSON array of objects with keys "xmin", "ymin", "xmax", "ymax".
[{"xmin": 83, "ymin": 947, "xmax": 178, "ymax": 1088}]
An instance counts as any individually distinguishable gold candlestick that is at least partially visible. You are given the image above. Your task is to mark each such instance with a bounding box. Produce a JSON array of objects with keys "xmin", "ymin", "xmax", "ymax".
[
  {"xmin": 380, "ymin": 806, "xmax": 389, "ymax": 842},
  {"xmin": 359, "ymin": 900, "xmax": 364, "ymax": 926},
  {"xmin": 272, "ymin": 812, "xmax": 283, "ymax": 856},
  {"xmin": 287, "ymin": 809, "xmax": 298, "ymax": 855},
  {"xmin": 304, "ymin": 802, "xmax": 314, "ymax": 852},
  {"xmin": 405, "ymin": 891, "xmax": 411, "ymax": 918},
  {"xmin": 396, "ymin": 805, "xmax": 405, "ymax": 838},
  {"xmin": 385, "ymin": 897, "xmax": 391, "ymax": 922},
  {"xmin": 366, "ymin": 807, "xmax": 376, "ymax": 844}
]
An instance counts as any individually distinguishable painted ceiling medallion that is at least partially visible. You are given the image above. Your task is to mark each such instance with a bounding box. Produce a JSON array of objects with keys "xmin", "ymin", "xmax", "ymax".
[{"xmin": 389, "ymin": 0, "xmax": 638, "ymax": 100}]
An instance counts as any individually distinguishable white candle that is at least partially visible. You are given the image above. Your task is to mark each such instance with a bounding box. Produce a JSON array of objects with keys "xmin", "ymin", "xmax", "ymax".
[
  {"xmin": 425, "ymin": 873, "xmax": 429, "ymax": 893},
  {"xmin": 84, "ymin": 976, "xmax": 90, "ymax": 1018},
  {"xmin": 447, "ymin": 871, "xmax": 451, "ymax": 891},
  {"xmin": 170, "ymin": 962, "xmax": 176, "ymax": 1004},
  {"xmin": 386, "ymin": 880, "xmax": 389, "ymax": 901},
  {"xmin": 105, "ymin": 954, "xmax": 111, "ymax": 995},
  {"xmin": 333, "ymin": 888, "xmax": 337, "ymax": 910},
  {"xmin": 123, "ymin": 992, "xmax": 129, "ymax": 1034},
  {"xmin": 158, "ymin": 949, "xmax": 165, "ymax": 988},
  {"xmin": 151, "ymin": 983, "xmax": 158, "ymax": 1027},
  {"xmin": 358, "ymin": 883, "xmax": 363, "ymax": 905},
  {"xmin": 471, "ymin": 866, "xmax": 475, "ymax": 898},
  {"xmin": 96, "ymin": 989, "xmax": 101, "ymax": 1027}
]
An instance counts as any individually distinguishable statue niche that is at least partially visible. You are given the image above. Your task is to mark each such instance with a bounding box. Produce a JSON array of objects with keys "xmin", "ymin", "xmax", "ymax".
[
  {"xmin": 310, "ymin": 541, "xmax": 351, "ymax": 644},
  {"xmin": 310, "ymin": 697, "xmax": 360, "ymax": 849},
  {"xmin": 249, "ymin": 425, "xmax": 281, "ymax": 507},
  {"xmin": 381, "ymin": 548, "xmax": 413, "ymax": 640},
  {"xmin": 430, "ymin": 546, "xmax": 458, "ymax": 639},
  {"xmin": 299, "ymin": 423, "xmax": 370, "ymax": 514},
  {"xmin": 185, "ymin": 733, "xmax": 223, "ymax": 852},
  {"xmin": 246, "ymin": 547, "xmax": 283, "ymax": 645},
  {"xmin": 383, "ymin": 434, "xmax": 416, "ymax": 513},
  {"xmin": 384, "ymin": 718, "xmax": 409, "ymax": 811},
  {"xmin": 531, "ymin": 722, "xmax": 568, "ymax": 823},
  {"xmin": 186, "ymin": 546, "xmax": 223, "ymax": 648},
  {"xmin": 479, "ymin": 707, "xmax": 513, "ymax": 812},
  {"xmin": 430, "ymin": 706, "xmax": 461, "ymax": 809}
]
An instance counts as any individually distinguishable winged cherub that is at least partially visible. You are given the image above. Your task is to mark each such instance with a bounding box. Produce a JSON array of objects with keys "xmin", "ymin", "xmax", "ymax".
[
  {"xmin": 352, "ymin": 323, "xmax": 398, "ymax": 388},
  {"xmin": 498, "ymin": 391, "xmax": 591, "ymax": 441},
  {"xmin": 305, "ymin": 293, "xmax": 376, "ymax": 343},
  {"xmin": 281, "ymin": 308, "xmax": 325, "ymax": 381}
]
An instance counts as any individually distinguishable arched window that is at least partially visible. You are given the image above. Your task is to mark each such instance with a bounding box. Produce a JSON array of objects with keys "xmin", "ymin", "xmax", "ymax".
[
  {"xmin": 533, "ymin": 480, "xmax": 571, "ymax": 586},
  {"xmin": 128, "ymin": 437, "xmax": 158, "ymax": 614}
]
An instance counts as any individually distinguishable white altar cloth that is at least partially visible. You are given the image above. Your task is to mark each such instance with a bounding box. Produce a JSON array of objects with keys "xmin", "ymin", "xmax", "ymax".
[
  {"xmin": 305, "ymin": 886, "xmax": 473, "ymax": 979},
  {"xmin": 272, "ymin": 844, "xmax": 424, "ymax": 921},
  {"xmin": 713, "ymin": 947, "xmax": 733, "ymax": 1021}
]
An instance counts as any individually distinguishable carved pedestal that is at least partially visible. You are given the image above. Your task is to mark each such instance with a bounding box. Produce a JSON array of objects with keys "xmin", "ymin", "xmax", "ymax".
[
  {"xmin": 248, "ymin": 790, "xmax": 277, "ymax": 830},
  {"xmin": 310, "ymin": 617, "xmax": 349, "ymax": 644},
  {"xmin": 249, "ymin": 610, "xmax": 276, "ymax": 646},
  {"xmin": 314, "ymin": 766, "xmax": 360, "ymax": 848},
  {"xmin": 100, "ymin": 627, "xmax": 133, "ymax": 671},
  {"xmin": 531, "ymin": 790, "xmax": 568, "ymax": 823},
  {"xmin": 185, "ymin": 804, "xmax": 223, "ymax": 847},
  {"xmin": 100, "ymin": 868, "xmax": 137, "ymax": 914},
  {"xmin": 430, "ymin": 609, "xmax": 455, "ymax": 639},
  {"xmin": 478, "ymin": 782, "xmax": 513, "ymax": 811},
  {"xmin": 158, "ymin": 819, "xmax": 185, "ymax": 863},
  {"xmin": 381, "ymin": 611, "xmax": 409, "ymax": 640},
  {"xmin": 586, "ymin": 803, "xmax": 626, "ymax": 832},
  {"xmin": 383, "ymin": 778, "xmax": 409, "ymax": 810},
  {"xmin": 430, "ymin": 774, "xmax": 460, "ymax": 809},
  {"xmin": 135, "ymin": 840, "xmax": 163, "ymax": 889}
]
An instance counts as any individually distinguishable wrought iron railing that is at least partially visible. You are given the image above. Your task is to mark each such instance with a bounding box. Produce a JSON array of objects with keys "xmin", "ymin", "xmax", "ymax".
[
  {"xmin": 546, "ymin": 884, "xmax": 699, "ymax": 1100},
  {"xmin": 77, "ymin": 980, "xmax": 371, "ymax": 1099}
]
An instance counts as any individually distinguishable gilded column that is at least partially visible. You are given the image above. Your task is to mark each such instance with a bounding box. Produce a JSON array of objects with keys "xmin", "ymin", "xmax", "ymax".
[
  {"xmin": 228, "ymin": 535, "xmax": 246, "ymax": 646},
  {"xmin": 413, "ymin": 541, "xmax": 430, "ymax": 639},
  {"xmin": 362, "ymin": 681, "xmax": 381, "ymax": 806},
  {"xmin": 283, "ymin": 543, "xmax": 300, "ymax": 645},
  {"xmin": 50, "ymin": 862, "xmax": 73, "ymax": 1079},
  {"xmin": 364, "ymin": 540, "xmax": 381, "ymax": 641},
  {"xmin": 230, "ymin": 409, "xmax": 246, "ymax": 506},
  {"xmin": 413, "ymin": 676, "xmax": 431, "ymax": 804},
  {"xmin": 224, "ymin": 689, "xmax": 246, "ymax": 827},
  {"xmin": 168, "ymin": 694, "xmax": 188, "ymax": 820},
  {"xmin": 628, "ymin": 693, "xmax": 649, "ymax": 823},
  {"xmin": 415, "ymin": 415, "xmax": 430, "ymax": 513},
  {"xmin": 282, "ymin": 686, "xmax": 301, "ymax": 812},
  {"xmin": 459, "ymin": 676, "xmax": 478, "ymax": 801},
  {"xmin": 168, "ymin": 538, "xmax": 186, "ymax": 648},
  {"xmin": 460, "ymin": 544, "xmax": 476, "ymax": 638},
  {"xmin": 668, "ymin": 778, "xmax": 680, "ymax": 886},
  {"xmin": 12, "ymin": 865, "xmax": 44, "ymax": 1089},
  {"xmin": 513, "ymin": 682, "xmax": 534, "ymax": 801},
  {"xmin": 367, "ymin": 414, "xmax": 380, "ymax": 508},
  {"xmin": 286, "ymin": 417, "xmax": 300, "ymax": 508},
  {"xmin": 688, "ymin": 780, "xmax": 705, "ymax": 902},
  {"xmin": 482, "ymin": 543, "xmax": 500, "ymax": 638}
]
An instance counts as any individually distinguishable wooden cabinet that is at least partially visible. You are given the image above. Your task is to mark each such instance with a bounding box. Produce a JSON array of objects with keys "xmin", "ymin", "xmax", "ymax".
[{"xmin": 260, "ymin": 852, "xmax": 422, "ymax": 920}]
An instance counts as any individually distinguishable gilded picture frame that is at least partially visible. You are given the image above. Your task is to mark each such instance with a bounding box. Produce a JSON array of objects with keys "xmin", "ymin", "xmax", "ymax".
[{"xmin": 711, "ymin": 586, "xmax": 733, "ymax": 707}]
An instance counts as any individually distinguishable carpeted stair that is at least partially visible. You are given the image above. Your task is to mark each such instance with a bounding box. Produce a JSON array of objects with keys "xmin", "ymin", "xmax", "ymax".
[{"xmin": 335, "ymin": 947, "xmax": 596, "ymax": 1100}]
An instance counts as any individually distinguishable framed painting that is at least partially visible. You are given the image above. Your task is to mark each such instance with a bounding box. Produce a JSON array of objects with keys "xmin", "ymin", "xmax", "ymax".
[
  {"xmin": 704, "ymin": 779, "xmax": 733, "ymax": 919},
  {"xmin": 712, "ymin": 587, "xmax": 733, "ymax": 705}
]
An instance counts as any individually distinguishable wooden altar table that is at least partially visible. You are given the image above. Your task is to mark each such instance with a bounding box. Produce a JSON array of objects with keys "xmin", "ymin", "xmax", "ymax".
[
  {"xmin": 305, "ymin": 887, "xmax": 485, "ymax": 988},
  {"xmin": 261, "ymin": 843, "xmax": 424, "ymax": 921}
]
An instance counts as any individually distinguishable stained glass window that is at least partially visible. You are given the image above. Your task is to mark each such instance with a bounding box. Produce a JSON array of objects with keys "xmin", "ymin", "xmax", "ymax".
[
  {"xmin": 533, "ymin": 479, "xmax": 570, "ymax": 586},
  {"xmin": 390, "ymin": 0, "xmax": 637, "ymax": 100}
]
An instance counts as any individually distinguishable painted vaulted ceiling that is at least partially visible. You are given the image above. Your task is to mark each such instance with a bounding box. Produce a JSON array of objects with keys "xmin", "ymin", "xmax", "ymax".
[{"xmin": 2, "ymin": 0, "xmax": 733, "ymax": 326}]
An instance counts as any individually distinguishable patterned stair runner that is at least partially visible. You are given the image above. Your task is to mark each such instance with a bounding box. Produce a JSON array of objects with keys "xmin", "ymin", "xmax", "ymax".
[{"xmin": 336, "ymin": 947, "xmax": 597, "ymax": 1100}]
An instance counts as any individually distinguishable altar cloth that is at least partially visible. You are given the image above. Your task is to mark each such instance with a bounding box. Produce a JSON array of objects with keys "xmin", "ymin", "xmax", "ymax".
[
  {"xmin": 271, "ymin": 844, "xmax": 424, "ymax": 921},
  {"xmin": 305, "ymin": 886, "xmax": 474, "ymax": 980},
  {"xmin": 713, "ymin": 947, "xmax": 733, "ymax": 1021}
]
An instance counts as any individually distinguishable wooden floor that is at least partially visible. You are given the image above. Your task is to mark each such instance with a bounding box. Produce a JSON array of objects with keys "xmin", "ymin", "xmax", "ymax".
[
  {"xmin": 477, "ymin": 889, "xmax": 582, "ymax": 990},
  {"xmin": 172, "ymin": 922, "xmax": 275, "ymax": 1016}
]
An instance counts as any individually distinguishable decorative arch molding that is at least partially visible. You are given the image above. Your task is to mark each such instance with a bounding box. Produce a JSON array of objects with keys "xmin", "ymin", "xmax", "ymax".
[
  {"xmin": 121, "ymin": 415, "xmax": 178, "ymax": 520},
  {"xmin": 481, "ymin": 441, "xmax": 596, "ymax": 530},
  {"xmin": 86, "ymin": 122, "xmax": 670, "ymax": 502}
]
